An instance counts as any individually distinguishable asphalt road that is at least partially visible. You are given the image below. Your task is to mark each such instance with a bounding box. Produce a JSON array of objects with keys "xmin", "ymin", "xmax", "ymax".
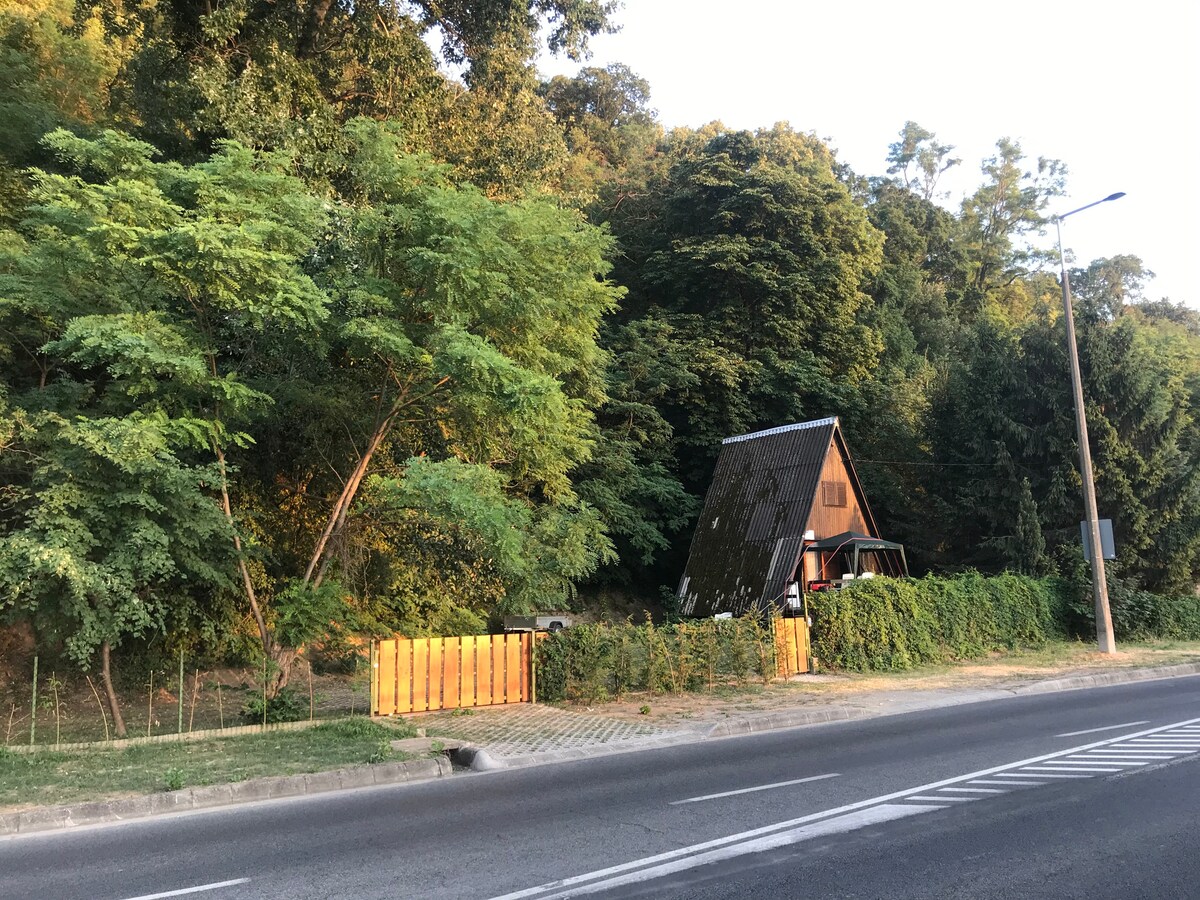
[{"xmin": 2, "ymin": 676, "xmax": 1198, "ymax": 900}]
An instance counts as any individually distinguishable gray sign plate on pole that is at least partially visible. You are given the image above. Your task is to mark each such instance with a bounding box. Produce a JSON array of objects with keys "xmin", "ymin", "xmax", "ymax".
[{"xmin": 1081, "ymin": 519, "xmax": 1116, "ymax": 562}]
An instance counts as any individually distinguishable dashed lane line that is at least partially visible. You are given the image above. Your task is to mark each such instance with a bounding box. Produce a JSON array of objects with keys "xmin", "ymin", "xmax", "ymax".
[
  {"xmin": 1057, "ymin": 721, "xmax": 1149, "ymax": 737},
  {"xmin": 670, "ymin": 773, "xmax": 840, "ymax": 805},
  {"xmin": 117, "ymin": 879, "xmax": 250, "ymax": 900}
]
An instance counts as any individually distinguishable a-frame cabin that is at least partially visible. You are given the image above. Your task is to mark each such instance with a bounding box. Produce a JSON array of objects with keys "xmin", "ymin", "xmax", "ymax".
[{"xmin": 677, "ymin": 417, "xmax": 907, "ymax": 618}]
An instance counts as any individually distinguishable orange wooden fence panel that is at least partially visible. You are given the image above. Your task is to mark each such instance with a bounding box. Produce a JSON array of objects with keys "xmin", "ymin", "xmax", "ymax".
[
  {"xmin": 374, "ymin": 632, "xmax": 533, "ymax": 716},
  {"xmin": 442, "ymin": 637, "xmax": 461, "ymax": 711},
  {"xmin": 774, "ymin": 617, "xmax": 811, "ymax": 678},
  {"xmin": 461, "ymin": 636, "xmax": 477, "ymax": 708},
  {"xmin": 505, "ymin": 636, "xmax": 521, "ymax": 703}
]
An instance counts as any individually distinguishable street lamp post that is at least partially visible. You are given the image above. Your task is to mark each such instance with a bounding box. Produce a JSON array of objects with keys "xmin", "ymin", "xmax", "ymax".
[{"xmin": 1053, "ymin": 191, "xmax": 1125, "ymax": 655}]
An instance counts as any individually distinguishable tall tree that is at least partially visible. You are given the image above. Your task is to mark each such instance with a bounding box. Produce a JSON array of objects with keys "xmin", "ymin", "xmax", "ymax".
[
  {"xmin": 885, "ymin": 121, "xmax": 960, "ymax": 202},
  {"xmin": 960, "ymin": 138, "xmax": 1066, "ymax": 305},
  {"xmin": 233, "ymin": 120, "xmax": 622, "ymax": 646}
]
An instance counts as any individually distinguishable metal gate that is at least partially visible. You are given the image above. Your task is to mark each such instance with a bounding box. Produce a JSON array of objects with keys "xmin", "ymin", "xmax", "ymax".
[{"xmin": 371, "ymin": 633, "xmax": 533, "ymax": 716}]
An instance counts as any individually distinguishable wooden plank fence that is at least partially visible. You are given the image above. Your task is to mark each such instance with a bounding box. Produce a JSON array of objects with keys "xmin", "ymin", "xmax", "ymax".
[
  {"xmin": 775, "ymin": 616, "xmax": 811, "ymax": 678},
  {"xmin": 372, "ymin": 633, "xmax": 532, "ymax": 716}
]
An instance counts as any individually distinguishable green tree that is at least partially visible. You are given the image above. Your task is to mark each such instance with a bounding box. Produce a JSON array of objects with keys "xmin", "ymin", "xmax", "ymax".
[
  {"xmin": 230, "ymin": 120, "xmax": 622, "ymax": 651},
  {"xmin": 540, "ymin": 63, "xmax": 660, "ymax": 201},
  {"xmin": 885, "ymin": 121, "xmax": 960, "ymax": 202},
  {"xmin": 960, "ymin": 138, "xmax": 1066, "ymax": 305},
  {"xmin": 602, "ymin": 124, "xmax": 884, "ymax": 486},
  {"xmin": 0, "ymin": 128, "xmax": 329, "ymax": 699}
]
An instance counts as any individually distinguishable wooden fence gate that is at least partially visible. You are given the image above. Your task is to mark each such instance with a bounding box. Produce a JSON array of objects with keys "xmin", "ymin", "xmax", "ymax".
[
  {"xmin": 372, "ymin": 633, "xmax": 532, "ymax": 716},
  {"xmin": 775, "ymin": 616, "xmax": 811, "ymax": 678}
]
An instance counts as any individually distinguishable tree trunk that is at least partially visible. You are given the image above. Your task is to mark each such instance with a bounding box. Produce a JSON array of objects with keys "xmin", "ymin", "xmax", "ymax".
[
  {"xmin": 100, "ymin": 641, "xmax": 127, "ymax": 738},
  {"xmin": 302, "ymin": 374, "xmax": 447, "ymax": 588},
  {"xmin": 304, "ymin": 404, "xmax": 398, "ymax": 588},
  {"xmin": 269, "ymin": 646, "xmax": 299, "ymax": 695},
  {"xmin": 212, "ymin": 438, "xmax": 271, "ymax": 655}
]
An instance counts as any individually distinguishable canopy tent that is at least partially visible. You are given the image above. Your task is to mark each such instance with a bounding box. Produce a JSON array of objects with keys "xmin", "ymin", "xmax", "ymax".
[{"xmin": 805, "ymin": 531, "xmax": 908, "ymax": 580}]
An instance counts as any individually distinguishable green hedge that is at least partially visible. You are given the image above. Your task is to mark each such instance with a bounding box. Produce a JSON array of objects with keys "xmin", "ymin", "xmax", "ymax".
[
  {"xmin": 807, "ymin": 573, "xmax": 1064, "ymax": 672},
  {"xmin": 1063, "ymin": 578, "xmax": 1200, "ymax": 642},
  {"xmin": 535, "ymin": 617, "xmax": 778, "ymax": 703},
  {"xmin": 535, "ymin": 575, "xmax": 1200, "ymax": 696}
]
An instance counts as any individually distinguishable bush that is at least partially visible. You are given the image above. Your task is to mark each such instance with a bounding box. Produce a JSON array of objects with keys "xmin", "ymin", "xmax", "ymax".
[
  {"xmin": 1048, "ymin": 569, "xmax": 1200, "ymax": 643},
  {"xmin": 240, "ymin": 687, "xmax": 307, "ymax": 724},
  {"xmin": 534, "ymin": 615, "xmax": 780, "ymax": 702},
  {"xmin": 809, "ymin": 573, "xmax": 1064, "ymax": 672}
]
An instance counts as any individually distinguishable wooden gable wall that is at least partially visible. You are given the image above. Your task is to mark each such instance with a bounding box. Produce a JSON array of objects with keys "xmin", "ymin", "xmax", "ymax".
[{"xmin": 806, "ymin": 436, "xmax": 874, "ymax": 539}]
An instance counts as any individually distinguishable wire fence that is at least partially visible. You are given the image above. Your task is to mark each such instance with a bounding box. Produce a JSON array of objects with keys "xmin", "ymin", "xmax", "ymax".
[{"xmin": 2, "ymin": 652, "xmax": 373, "ymax": 749}]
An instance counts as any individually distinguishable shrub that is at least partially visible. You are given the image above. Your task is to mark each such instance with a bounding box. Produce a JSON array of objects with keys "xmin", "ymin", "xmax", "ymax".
[
  {"xmin": 809, "ymin": 573, "xmax": 1063, "ymax": 672},
  {"xmin": 240, "ymin": 687, "xmax": 307, "ymax": 724},
  {"xmin": 534, "ymin": 614, "xmax": 779, "ymax": 702}
]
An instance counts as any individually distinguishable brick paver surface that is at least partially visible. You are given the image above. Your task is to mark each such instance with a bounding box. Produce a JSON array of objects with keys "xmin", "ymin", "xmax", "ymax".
[{"xmin": 410, "ymin": 704, "xmax": 693, "ymax": 759}]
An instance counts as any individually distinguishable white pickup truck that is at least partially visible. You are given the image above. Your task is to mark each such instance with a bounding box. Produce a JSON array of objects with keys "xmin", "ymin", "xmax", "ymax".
[{"xmin": 502, "ymin": 615, "xmax": 573, "ymax": 633}]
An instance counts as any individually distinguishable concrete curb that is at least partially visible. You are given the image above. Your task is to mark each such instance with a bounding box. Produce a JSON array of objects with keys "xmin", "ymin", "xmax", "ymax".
[
  {"xmin": 1008, "ymin": 661, "xmax": 1200, "ymax": 694},
  {"xmin": 0, "ymin": 756, "xmax": 451, "ymax": 838}
]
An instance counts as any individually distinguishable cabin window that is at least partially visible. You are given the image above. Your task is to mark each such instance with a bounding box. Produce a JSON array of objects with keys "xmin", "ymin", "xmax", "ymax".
[{"xmin": 822, "ymin": 480, "xmax": 847, "ymax": 507}]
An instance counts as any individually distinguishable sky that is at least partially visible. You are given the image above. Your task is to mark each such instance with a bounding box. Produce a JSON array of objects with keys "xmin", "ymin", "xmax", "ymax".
[{"xmin": 537, "ymin": 0, "xmax": 1199, "ymax": 306}]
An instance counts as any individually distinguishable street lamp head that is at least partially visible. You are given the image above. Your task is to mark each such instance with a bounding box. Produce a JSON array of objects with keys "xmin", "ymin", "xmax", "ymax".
[{"xmin": 1056, "ymin": 191, "xmax": 1128, "ymax": 222}]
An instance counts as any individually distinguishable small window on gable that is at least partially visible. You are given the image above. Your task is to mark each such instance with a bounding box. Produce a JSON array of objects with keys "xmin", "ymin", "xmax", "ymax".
[{"xmin": 822, "ymin": 480, "xmax": 847, "ymax": 507}]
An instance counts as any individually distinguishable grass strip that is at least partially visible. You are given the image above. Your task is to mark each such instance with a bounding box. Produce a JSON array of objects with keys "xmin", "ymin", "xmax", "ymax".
[{"xmin": 0, "ymin": 717, "xmax": 417, "ymax": 811}]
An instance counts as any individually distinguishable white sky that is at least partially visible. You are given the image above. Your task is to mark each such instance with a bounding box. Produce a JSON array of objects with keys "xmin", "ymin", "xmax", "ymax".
[{"xmin": 538, "ymin": 0, "xmax": 1199, "ymax": 306}]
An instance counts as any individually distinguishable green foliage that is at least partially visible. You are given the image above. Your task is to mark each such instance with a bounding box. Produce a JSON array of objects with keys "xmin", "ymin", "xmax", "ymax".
[
  {"xmin": 312, "ymin": 717, "xmax": 412, "ymax": 740},
  {"xmin": 1063, "ymin": 574, "xmax": 1200, "ymax": 643},
  {"xmin": 534, "ymin": 614, "xmax": 778, "ymax": 702},
  {"xmin": 271, "ymin": 580, "xmax": 353, "ymax": 650},
  {"xmin": 599, "ymin": 123, "xmax": 884, "ymax": 490},
  {"xmin": 239, "ymin": 687, "xmax": 306, "ymax": 725},
  {"xmin": 809, "ymin": 574, "xmax": 1062, "ymax": 672},
  {"xmin": 163, "ymin": 766, "xmax": 185, "ymax": 792}
]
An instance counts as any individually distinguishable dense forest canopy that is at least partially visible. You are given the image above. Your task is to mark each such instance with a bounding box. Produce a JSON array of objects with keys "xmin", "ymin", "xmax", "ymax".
[{"xmin": 2, "ymin": 0, "xmax": 1197, "ymax": 729}]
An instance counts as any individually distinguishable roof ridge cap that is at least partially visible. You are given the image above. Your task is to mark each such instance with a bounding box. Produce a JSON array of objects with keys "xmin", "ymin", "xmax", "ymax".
[{"xmin": 721, "ymin": 417, "xmax": 838, "ymax": 445}]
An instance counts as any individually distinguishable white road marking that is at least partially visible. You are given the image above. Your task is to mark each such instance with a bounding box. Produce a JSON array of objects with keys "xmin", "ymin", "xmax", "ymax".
[
  {"xmin": 490, "ymin": 716, "xmax": 1200, "ymax": 900},
  {"xmin": 1057, "ymin": 721, "xmax": 1149, "ymax": 737},
  {"xmin": 1126, "ymin": 738, "xmax": 1200, "ymax": 744},
  {"xmin": 907, "ymin": 795, "xmax": 976, "ymax": 802},
  {"xmin": 941, "ymin": 787, "xmax": 1005, "ymax": 794},
  {"xmin": 1022, "ymin": 765, "xmax": 1124, "ymax": 773},
  {"xmin": 1123, "ymin": 739, "xmax": 1200, "ymax": 748},
  {"xmin": 1081, "ymin": 749, "xmax": 1180, "ymax": 755},
  {"xmin": 1025, "ymin": 761, "xmax": 1126, "ymax": 768},
  {"xmin": 1054, "ymin": 758, "xmax": 1144, "ymax": 766},
  {"xmin": 670, "ymin": 773, "xmax": 840, "ymax": 804},
  {"xmin": 1082, "ymin": 752, "xmax": 1167, "ymax": 758},
  {"xmin": 970, "ymin": 779, "xmax": 1041, "ymax": 786},
  {"xmin": 118, "ymin": 879, "xmax": 250, "ymax": 900}
]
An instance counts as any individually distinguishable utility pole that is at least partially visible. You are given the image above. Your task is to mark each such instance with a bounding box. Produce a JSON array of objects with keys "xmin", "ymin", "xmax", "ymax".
[{"xmin": 1053, "ymin": 192, "xmax": 1125, "ymax": 654}]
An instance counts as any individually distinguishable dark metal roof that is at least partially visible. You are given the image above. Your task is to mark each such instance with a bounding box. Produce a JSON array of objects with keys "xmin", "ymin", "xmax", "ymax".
[
  {"xmin": 677, "ymin": 418, "xmax": 839, "ymax": 618},
  {"xmin": 809, "ymin": 531, "xmax": 904, "ymax": 551}
]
